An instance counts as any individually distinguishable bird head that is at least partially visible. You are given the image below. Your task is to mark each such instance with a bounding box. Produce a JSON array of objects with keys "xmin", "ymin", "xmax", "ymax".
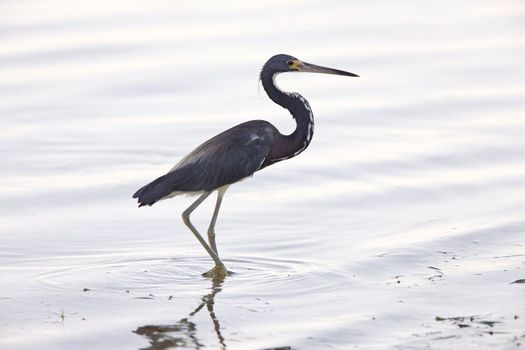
[{"xmin": 262, "ymin": 54, "xmax": 359, "ymax": 77}]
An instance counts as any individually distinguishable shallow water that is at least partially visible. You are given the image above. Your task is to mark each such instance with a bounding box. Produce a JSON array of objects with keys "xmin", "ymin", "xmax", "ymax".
[{"xmin": 1, "ymin": 0, "xmax": 525, "ymax": 349}]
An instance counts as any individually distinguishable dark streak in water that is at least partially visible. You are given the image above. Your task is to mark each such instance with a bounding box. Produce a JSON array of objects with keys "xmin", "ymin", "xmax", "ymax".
[{"xmin": 134, "ymin": 275, "xmax": 226, "ymax": 350}]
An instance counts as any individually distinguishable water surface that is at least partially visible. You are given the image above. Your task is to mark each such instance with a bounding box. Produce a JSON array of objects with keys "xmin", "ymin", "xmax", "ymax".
[{"xmin": 1, "ymin": 1, "xmax": 525, "ymax": 349}]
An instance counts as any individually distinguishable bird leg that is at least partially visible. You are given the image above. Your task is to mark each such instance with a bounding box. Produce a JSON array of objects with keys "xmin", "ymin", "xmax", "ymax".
[
  {"xmin": 207, "ymin": 186, "xmax": 228, "ymax": 255},
  {"xmin": 182, "ymin": 192, "xmax": 228, "ymax": 276}
]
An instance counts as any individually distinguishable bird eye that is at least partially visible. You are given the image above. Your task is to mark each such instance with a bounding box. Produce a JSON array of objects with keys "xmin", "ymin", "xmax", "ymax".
[{"xmin": 287, "ymin": 60, "xmax": 294, "ymax": 66}]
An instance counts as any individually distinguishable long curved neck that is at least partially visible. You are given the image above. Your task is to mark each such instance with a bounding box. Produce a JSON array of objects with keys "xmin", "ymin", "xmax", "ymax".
[{"xmin": 260, "ymin": 70, "xmax": 314, "ymax": 163}]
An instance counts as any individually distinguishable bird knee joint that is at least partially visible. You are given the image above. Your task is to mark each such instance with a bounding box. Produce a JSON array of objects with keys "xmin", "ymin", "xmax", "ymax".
[{"xmin": 182, "ymin": 211, "xmax": 191, "ymax": 225}]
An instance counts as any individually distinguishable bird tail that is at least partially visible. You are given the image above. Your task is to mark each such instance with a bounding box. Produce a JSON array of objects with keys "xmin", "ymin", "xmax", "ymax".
[{"xmin": 132, "ymin": 174, "xmax": 176, "ymax": 207}]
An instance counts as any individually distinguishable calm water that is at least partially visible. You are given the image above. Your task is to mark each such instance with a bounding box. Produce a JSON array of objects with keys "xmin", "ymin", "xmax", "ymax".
[{"xmin": 1, "ymin": 1, "xmax": 525, "ymax": 349}]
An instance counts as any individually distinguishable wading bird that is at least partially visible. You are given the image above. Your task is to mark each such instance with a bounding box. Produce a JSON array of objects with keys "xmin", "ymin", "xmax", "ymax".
[{"xmin": 133, "ymin": 54, "xmax": 358, "ymax": 277}]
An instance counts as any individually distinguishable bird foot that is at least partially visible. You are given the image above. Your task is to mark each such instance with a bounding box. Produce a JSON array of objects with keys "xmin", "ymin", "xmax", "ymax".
[{"xmin": 202, "ymin": 265, "xmax": 229, "ymax": 279}]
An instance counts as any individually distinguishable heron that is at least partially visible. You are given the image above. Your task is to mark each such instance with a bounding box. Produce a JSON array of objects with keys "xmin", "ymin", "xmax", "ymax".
[{"xmin": 133, "ymin": 54, "xmax": 358, "ymax": 277}]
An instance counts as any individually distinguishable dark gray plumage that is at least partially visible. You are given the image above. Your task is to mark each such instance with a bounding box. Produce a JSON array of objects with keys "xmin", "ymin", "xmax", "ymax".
[
  {"xmin": 133, "ymin": 54, "xmax": 358, "ymax": 277},
  {"xmin": 133, "ymin": 120, "xmax": 276, "ymax": 206}
]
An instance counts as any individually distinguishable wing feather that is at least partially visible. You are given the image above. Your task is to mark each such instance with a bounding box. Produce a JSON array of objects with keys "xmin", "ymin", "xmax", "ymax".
[{"xmin": 133, "ymin": 120, "xmax": 276, "ymax": 206}]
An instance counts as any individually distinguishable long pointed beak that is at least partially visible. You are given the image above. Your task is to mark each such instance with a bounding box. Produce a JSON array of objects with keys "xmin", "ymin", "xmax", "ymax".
[{"xmin": 299, "ymin": 61, "xmax": 359, "ymax": 77}]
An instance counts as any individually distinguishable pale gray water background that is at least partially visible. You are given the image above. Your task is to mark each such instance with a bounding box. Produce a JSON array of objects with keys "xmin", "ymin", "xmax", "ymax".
[{"xmin": 1, "ymin": 1, "xmax": 525, "ymax": 349}]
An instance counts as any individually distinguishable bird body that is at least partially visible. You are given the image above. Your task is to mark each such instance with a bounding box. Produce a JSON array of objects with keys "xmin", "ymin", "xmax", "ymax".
[
  {"xmin": 133, "ymin": 54, "xmax": 358, "ymax": 277},
  {"xmin": 133, "ymin": 120, "xmax": 276, "ymax": 206}
]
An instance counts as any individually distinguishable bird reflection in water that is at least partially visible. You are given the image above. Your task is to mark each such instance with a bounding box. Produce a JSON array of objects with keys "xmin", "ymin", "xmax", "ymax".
[{"xmin": 134, "ymin": 275, "xmax": 226, "ymax": 350}]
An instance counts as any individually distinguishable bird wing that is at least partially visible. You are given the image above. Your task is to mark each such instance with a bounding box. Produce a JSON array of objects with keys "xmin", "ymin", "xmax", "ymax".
[{"xmin": 133, "ymin": 120, "xmax": 276, "ymax": 206}]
